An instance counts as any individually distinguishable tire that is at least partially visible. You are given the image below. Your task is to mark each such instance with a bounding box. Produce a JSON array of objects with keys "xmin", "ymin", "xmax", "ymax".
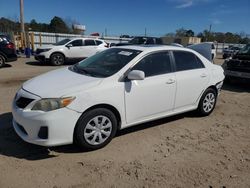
[
  {"xmin": 0, "ymin": 55, "xmax": 5, "ymax": 68},
  {"xmin": 50, "ymin": 53, "xmax": 65, "ymax": 66},
  {"xmin": 197, "ymin": 88, "xmax": 217, "ymax": 116},
  {"xmin": 74, "ymin": 108, "xmax": 118, "ymax": 150}
]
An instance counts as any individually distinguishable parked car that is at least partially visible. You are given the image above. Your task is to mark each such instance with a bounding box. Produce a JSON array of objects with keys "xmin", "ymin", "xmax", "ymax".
[
  {"xmin": 222, "ymin": 44, "xmax": 250, "ymax": 81},
  {"xmin": 0, "ymin": 35, "xmax": 17, "ymax": 68},
  {"xmin": 12, "ymin": 45, "xmax": 224, "ymax": 150},
  {"xmin": 115, "ymin": 36, "xmax": 163, "ymax": 46},
  {"xmin": 222, "ymin": 46, "xmax": 241, "ymax": 59},
  {"xmin": 35, "ymin": 38, "xmax": 108, "ymax": 66},
  {"xmin": 201, "ymin": 42, "xmax": 216, "ymax": 60}
]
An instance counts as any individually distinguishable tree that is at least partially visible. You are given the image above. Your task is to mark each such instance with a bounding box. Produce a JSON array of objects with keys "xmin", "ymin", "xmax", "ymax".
[
  {"xmin": 176, "ymin": 27, "xmax": 187, "ymax": 37},
  {"xmin": 185, "ymin": 29, "xmax": 194, "ymax": 37},
  {"xmin": 29, "ymin": 19, "xmax": 39, "ymax": 31},
  {"xmin": 49, "ymin": 16, "xmax": 70, "ymax": 33}
]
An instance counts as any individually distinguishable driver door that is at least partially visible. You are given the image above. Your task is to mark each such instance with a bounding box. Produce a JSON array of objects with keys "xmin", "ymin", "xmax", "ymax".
[{"xmin": 124, "ymin": 51, "xmax": 176, "ymax": 124}]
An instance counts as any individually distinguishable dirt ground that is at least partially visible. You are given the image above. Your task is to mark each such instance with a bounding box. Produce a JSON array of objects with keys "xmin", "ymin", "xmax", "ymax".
[{"xmin": 0, "ymin": 56, "xmax": 250, "ymax": 188}]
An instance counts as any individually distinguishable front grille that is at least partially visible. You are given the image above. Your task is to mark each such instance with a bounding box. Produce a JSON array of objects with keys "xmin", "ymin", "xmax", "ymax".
[
  {"xmin": 227, "ymin": 60, "xmax": 250, "ymax": 73},
  {"xmin": 16, "ymin": 97, "xmax": 34, "ymax": 109}
]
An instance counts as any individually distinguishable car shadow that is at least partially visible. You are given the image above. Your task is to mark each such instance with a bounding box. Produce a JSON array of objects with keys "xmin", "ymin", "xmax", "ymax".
[
  {"xmin": 222, "ymin": 80, "xmax": 250, "ymax": 93},
  {"xmin": 26, "ymin": 61, "xmax": 77, "ymax": 66},
  {"xmin": 0, "ymin": 64, "xmax": 12, "ymax": 68},
  {"xmin": 0, "ymin": 111, "xmax": 196, "ymax": 160}
]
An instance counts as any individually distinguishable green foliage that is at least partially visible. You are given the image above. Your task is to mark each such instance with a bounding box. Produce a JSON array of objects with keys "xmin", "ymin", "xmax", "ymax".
[
  {"xmin": 49, "ymin": 16, "xmax": 70, "ymax": 33},
  {"xmin": 175, "ymin": 27, "xmax": 194, "ymax": 37},
  {"xmin": 165, "ymin": 28, "xmax": 249, "ymax": 44},
  {"xmin": 0, "ymin": 16, "xmax": 72, "ymax": 34}
]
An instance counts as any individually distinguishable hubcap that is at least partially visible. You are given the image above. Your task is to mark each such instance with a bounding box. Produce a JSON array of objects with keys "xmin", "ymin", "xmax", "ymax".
[
  {"xmin": 53, "ymin": 55, "xmax": 63, "ymax": 65},
  {"xmin": 84, "ymin": 115, "xmax": 112, "ymax": 145},
  {"xmin": 203, "ymin": 93, "xmax": 215, "ymax": 113}
]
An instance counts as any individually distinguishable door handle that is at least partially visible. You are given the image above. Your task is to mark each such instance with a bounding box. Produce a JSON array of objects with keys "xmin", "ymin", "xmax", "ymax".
[
  {"xmin": 200, "ymin": 73, "xmax": 207, "ymax": 78},
  {"xmin": 166, "ymin": 79, "xmax": 175, "ymax": 84}
]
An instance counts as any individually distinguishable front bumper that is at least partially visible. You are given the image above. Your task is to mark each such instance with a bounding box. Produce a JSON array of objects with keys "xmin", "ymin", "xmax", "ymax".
[
  {"xmin": 34, "ymin": 54, "xmax": 49, "ymax": 62},
  {"xmin": 12, "ymin": 89, "xmax": 81, "ymax": 146}
]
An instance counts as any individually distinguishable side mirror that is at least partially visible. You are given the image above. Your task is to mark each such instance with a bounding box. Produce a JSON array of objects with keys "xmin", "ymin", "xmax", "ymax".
[
  {"xmin": 66, "ymin": 44, "xmax": 73, "ymax": 48},
  {"xmin": 127, "ymin": 70, "xmax": 145, "ymax": 80}
]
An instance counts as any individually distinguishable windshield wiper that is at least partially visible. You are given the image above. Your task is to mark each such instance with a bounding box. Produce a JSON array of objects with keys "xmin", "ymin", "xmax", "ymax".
[{"xmin": 72, "ymin": 65, "xmax": 98, "ymax": 77}]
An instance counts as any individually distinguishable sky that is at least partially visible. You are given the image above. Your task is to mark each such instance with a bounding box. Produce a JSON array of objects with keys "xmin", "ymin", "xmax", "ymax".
[{"xmin": 0, "ymin": 0, "xmax": 249, "ymax": 36}]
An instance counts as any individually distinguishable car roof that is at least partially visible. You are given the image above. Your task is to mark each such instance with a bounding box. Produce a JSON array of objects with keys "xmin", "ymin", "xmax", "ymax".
[
  {"xmin": 70, "ymin": 38, "xmax": 103, "ymax": 41},
  {"xmin": 113, "ymin": 45, "xmax": 190, "ymax": 53}
]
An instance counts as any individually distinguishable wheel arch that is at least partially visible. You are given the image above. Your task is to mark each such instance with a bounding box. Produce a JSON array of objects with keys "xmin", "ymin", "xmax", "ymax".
[
  {"xmin": 50, "ymin": 51, "xmax": 66, "ymax": 59},
  {"xmin": 73, "ymin": 103, "xmax": 122, "ymax": 138},
  {"xmin": 0, "ymin": 52, "xmax": 7, "ymax": 60},
  {"xmin": 206, "ymin": 85, "xmax": 218, "ymax": 96}
]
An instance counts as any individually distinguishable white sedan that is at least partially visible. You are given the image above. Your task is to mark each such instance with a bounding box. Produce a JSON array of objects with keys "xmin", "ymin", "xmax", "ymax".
[{"xmin": 12, "ymin": 45, "xmax": 224, "ymax": 150}]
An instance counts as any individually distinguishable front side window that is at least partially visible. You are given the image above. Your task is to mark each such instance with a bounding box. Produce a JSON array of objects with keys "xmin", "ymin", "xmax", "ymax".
[
  {"xmin": 173, "ymin": 51, "xmax": 205, "ymax": 71},
  {"xmin": 84, "ymin": 40, "xmax": 96, "ymax": 46},
  {"xmin": 53, "ymin": 39, "xmax": 71, "ymax": 46},
  {"xmin": 70, "ymin": 48, "xmax": 141, "ymax": 78},
  {"xmin": 69, "ymin": 39, "xmax": 83, "ymax": 47},
  {"xmin": 132, "ymin": 52, "xmax": 172, "ymax": 77}
]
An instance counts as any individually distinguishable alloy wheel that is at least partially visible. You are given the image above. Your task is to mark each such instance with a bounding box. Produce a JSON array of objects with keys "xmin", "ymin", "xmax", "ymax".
[{"xmin": 202, "ymin": 93, "xmax": 215, "ymax": 113}]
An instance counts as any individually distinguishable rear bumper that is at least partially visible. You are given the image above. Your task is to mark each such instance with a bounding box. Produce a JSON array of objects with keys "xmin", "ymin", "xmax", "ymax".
[
  {"xmin": 6, "ymin": 54, "xmax": 17, "ymax": 62},
  {"xmin": 224, "ymin": 70, "xmax": 250, "ymax": 79}
]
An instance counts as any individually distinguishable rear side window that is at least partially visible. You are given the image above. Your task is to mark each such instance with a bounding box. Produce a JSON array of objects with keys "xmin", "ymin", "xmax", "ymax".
[
  {"xmin": 132, "ymin": 52, "xmax": 172, "ymax": 77},
  {"xmin": 95, "ymin": 40, "xmax": 103, "ymax": 45},
  {"xmin": 84, "ymin": 40, "xmax": 96, "ymax": 46},
  {"xmin": 173, "ymin": 51, "xmax": 205, "ymax": 71}
]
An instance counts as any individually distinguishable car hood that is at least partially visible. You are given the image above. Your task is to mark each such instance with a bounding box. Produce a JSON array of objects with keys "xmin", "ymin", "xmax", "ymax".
[{"xmin": 22, "ymin": 67, "xmax": 103, "ymax": 98}]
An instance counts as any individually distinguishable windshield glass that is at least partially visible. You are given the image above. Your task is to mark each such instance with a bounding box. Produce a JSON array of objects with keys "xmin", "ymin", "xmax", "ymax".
[
  {"xmin": 238, "ymin": 44, "xmax": 250, "ymax": 54},
  {"xmin": 53, "ymin": 39, "xmax": 71, "ymax": 46},
  {"xmin": 70, "ymin": 48, "xmax": 141, "ymax": 78}
]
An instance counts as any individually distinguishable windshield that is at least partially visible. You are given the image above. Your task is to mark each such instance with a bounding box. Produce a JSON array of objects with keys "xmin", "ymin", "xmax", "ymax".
[
  {"xmin": 70, "ymin": 48, "xmax": 141, "ymax": 78},
  {"xmin": 53, "ymin": 39, "xmax": 71, "ymax": 46},
  {"xmin": 238, "ymin": 44, "xmax": 250, "ymax": 55}
]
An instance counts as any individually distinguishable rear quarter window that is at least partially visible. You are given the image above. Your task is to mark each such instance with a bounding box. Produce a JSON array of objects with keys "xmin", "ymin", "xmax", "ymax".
[{"xmin": 173, "ymin": 51, "xmax": 205, "ymax": 71}]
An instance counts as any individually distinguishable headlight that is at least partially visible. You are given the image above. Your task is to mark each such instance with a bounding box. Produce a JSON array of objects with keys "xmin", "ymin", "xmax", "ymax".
[{"xmin": 31, "ymin": 97, "xmax": 75, "ymax": 112}]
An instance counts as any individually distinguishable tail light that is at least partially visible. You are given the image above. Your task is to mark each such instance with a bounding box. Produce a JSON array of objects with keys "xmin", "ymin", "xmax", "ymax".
[{"xmin": 6, "ymin": 43, "xmax": 15, "ymax": 49}]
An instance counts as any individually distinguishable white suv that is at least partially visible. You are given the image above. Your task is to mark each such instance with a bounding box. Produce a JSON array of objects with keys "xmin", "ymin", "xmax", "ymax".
[{"xmin": 35, "ymin": 38, "xmax": 108, "ymax": 65}]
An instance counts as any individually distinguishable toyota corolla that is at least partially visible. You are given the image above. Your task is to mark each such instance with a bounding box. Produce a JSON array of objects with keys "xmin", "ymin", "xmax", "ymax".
[{"xmin": 12, "ymin": 45, "xmax": 224, "ymax": 150}]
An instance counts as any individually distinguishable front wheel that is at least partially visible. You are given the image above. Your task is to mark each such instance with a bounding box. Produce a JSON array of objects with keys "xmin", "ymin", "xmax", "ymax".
[
  {"xmin": 197, "ymin": 88, "xmax": 217, "ymax": 116},
  {"xmin": 50, "ymin": 53, "xmax": 65, "ymax": 66},
  {"xmin": 74, "ymin": 108, "xmax": 118, "ymax": 150},
  {"xmin": 0, "ymin": 55, "xmax": 5, "ymax": 68}
]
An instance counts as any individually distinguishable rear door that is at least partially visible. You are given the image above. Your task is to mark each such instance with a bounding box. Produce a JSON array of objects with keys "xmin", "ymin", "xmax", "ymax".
[
  {"xmin": 81, "ymin": 39, "xmax": 98, "ymax": 57},
  {"xmin": 173, "ymin": 50, "xmax": 209, "ymax": 110}
]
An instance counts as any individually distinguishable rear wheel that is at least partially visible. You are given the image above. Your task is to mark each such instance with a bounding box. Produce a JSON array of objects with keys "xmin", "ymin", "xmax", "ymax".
[
  {"xmin": 50, "ymin": 53, "xmax": 65, "ymax": 66},
  {"xmin": 0, "ymin": 55, "xmax": 5, "ymax": 68},
  {"xmin": 74, "ymin": 108, "xmax": 117, "ymax": 150},
  {"xmin": 197, "ymin": 88, "xmax": 217, "ymax": 116}
]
